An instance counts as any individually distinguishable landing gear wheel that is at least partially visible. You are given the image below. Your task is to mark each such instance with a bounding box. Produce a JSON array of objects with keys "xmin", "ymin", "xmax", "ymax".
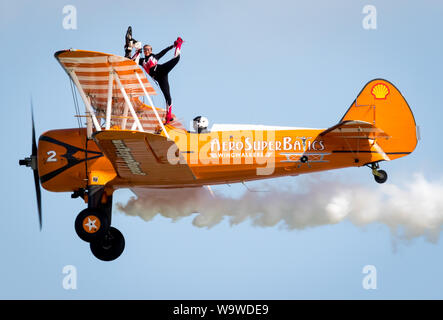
[
  {"xmin": 75, "ymin": 208, "xmax": 110, "ymax": 243},
  {"xmin": 90, "ymin": 227, "xmax": 125, "ymax": 261},
  {"xmin": 373, "ymin": 169, "xmax": 388, "ymax": 184}
]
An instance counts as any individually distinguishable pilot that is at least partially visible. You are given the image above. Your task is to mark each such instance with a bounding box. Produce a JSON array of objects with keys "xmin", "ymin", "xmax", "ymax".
[{"xmin": 193, "ymin": 116, "xmax": 209, "ymax": 134}]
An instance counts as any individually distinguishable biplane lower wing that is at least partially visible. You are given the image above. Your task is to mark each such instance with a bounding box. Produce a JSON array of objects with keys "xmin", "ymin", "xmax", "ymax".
[
  {"xmin": 130, "ymin": 184, "xmax": 211, "ymax": 200},
  {"xmin": 93, "ymin": 130, "xmax": 196, "ymax": 185}
]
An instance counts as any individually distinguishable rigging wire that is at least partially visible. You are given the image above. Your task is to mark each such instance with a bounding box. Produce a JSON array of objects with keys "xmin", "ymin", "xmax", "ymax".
[
  {"xmin": 69, "ymin": 77, "xmax": 89, "ymax": 187},
  {"xmin": 69, "ymin": 78, "xmax": 82, "ymax": 129}
]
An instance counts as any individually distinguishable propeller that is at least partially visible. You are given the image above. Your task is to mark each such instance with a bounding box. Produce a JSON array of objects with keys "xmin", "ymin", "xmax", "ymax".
[{"xmin": 19, "ymin": 101, "xmax": 42, "ymax": 230}]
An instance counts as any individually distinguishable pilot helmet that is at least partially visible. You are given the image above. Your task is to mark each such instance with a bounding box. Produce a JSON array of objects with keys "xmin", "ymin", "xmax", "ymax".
[{"xmin": 193, "ymin": 116, "xmax": 209, "ymax": 133}]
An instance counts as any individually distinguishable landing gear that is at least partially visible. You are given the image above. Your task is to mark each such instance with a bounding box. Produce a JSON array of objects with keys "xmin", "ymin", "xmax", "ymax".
[
  {"xmin": 74, "ymin": 186, "xmax": 125, "ymax": 261},
  {"xmin": 368, "ymin": 163, "xmax": 388, "ymax": 184},
  {"xmin": 74, "ymin": 208, "xmax": 109, "ymax": 242},
  {"xmin": 90, "ymin": 227, "xmax": 125, "ymax": 261},
  {"xmin": 373, "ymin": 169, "xmax": 388, "ymax": 184}
]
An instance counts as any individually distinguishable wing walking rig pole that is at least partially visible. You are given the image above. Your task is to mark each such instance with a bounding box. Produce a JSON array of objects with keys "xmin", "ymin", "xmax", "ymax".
[
  {"xmin": 133, "ymin": 71, "xmax": 170, "ymax": 139},
  {"xmin": 112, "ymin": 69, "xmax": 144, "ymax": 132}
]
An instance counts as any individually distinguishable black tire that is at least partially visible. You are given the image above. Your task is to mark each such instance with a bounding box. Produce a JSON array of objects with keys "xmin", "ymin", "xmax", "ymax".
[
  {"xmin": 374, "ymin": 169, "xmax": 388, "ymax": 184},
  {"xmin": 74, "ymin": 208, "xmax": 110, "ymax": 243},
  {"xmin": 90, "ymin": 227, "xmax": 125, "ymax": 262}
]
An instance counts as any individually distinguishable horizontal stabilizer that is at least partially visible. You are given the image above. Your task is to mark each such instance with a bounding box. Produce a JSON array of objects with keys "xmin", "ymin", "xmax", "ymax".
[{"xmin": 320, "ymin": 120, "xmax": 390, "ymax": 139}]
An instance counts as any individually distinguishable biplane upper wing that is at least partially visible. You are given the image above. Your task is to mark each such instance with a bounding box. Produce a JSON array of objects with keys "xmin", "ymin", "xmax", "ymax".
[
  {"xmin": 55, "ymin": 49, "xmax": 186, "ymax": 132},
  {"xmin": 93, "ymin": 130, "xmax": 196, "ymax": 185},
  {"xmin": 55, "ymin": 49, "xmax": 156, "ymax": 107},
  {"xmin": 319, "ymin": 120, "xmax": 390, "ymax": 139}
]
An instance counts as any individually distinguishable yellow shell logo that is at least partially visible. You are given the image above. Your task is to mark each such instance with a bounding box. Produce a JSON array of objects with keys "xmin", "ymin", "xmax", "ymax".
[{"xmin": 371, "ymin": 83, "xmax": 390, "ymax": 100}]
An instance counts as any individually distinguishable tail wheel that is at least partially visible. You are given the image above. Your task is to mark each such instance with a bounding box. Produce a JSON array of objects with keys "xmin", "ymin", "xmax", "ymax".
[
  {"xmin": 90, "ymin": 227, "xmax": 125, "ymax": 261},
  {"xmin": 373, "ymin": 169, "xmax": 388, "ymax": 184},
  {"xmin": 75, "ymin": 208, "xmax": 110, "ymax": 243}
]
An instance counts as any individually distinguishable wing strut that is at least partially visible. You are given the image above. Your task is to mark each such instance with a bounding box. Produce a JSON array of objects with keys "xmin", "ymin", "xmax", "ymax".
[
  {"xmin": 105, "ymin": 70, "xmax": 113, "ymax": 130},
  {"xmin": 68, "ymin": 69, "xmax": 102, "ymax": 137},
  {"xmin": 112, "ymin": 69, "xmax": 144, "ymax": 132}
]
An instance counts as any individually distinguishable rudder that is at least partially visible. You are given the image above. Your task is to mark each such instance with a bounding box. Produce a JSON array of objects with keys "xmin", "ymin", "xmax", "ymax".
[{"xmin": 341, "ymin": 79, "xmax": 418, "ymax": 160}]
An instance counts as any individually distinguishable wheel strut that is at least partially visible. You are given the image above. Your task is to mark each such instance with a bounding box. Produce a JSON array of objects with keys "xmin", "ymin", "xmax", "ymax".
[
  {"xmin": 368, "ymin": 163, "xmax": 388, "ymax": 184},
  {"xmin": 73, "ymin": 185, "xmax": 125, "ymax": 261}
]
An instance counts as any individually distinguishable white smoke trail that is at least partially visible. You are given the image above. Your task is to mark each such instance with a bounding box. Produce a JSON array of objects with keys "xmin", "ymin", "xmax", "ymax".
[{"xmin": 116, "ymin": 173, "xmax": 443, "ymax": 243}]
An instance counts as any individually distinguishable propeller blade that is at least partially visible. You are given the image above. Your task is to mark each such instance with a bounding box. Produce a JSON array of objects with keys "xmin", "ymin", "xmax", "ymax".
[
  {"xmin": 33, "ymin": 168, "xmax": 42, "ymax": 230},
  {"xmin": 31, "ymin": 99, "xmax": 42, "ymax": 230},
  {"xmin": 31, "ymin": 100, "xmax": 37, "ymax": 157}
]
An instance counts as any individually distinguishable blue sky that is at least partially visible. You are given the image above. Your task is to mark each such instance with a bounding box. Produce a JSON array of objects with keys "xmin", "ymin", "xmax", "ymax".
[{"xmin": 1, "ymin": 0, "xmax": 443, "ymax": 299}]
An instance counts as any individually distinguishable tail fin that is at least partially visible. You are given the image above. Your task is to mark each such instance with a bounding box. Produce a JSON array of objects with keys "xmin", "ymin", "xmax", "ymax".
[{"xmin": 340, "ymin": 79, "xmax": 418, "ymax": 160}]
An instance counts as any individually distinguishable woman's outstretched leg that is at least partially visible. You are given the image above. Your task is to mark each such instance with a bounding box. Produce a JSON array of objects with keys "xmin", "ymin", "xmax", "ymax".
[{"xmin": 155, "ymin": 74, "xmax": 174, "ymax": 124}]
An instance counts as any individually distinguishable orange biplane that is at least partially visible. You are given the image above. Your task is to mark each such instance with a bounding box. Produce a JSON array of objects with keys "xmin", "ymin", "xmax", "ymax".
[{"xmin": 19, "ymin": 50, "xmax": 418, "ymax": 261}]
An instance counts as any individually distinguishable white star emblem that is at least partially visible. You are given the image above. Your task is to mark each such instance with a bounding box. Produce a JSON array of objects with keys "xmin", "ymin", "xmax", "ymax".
[{"xmin": 84, "ymin": 217, "xmax": 98, "ymax": 232}]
